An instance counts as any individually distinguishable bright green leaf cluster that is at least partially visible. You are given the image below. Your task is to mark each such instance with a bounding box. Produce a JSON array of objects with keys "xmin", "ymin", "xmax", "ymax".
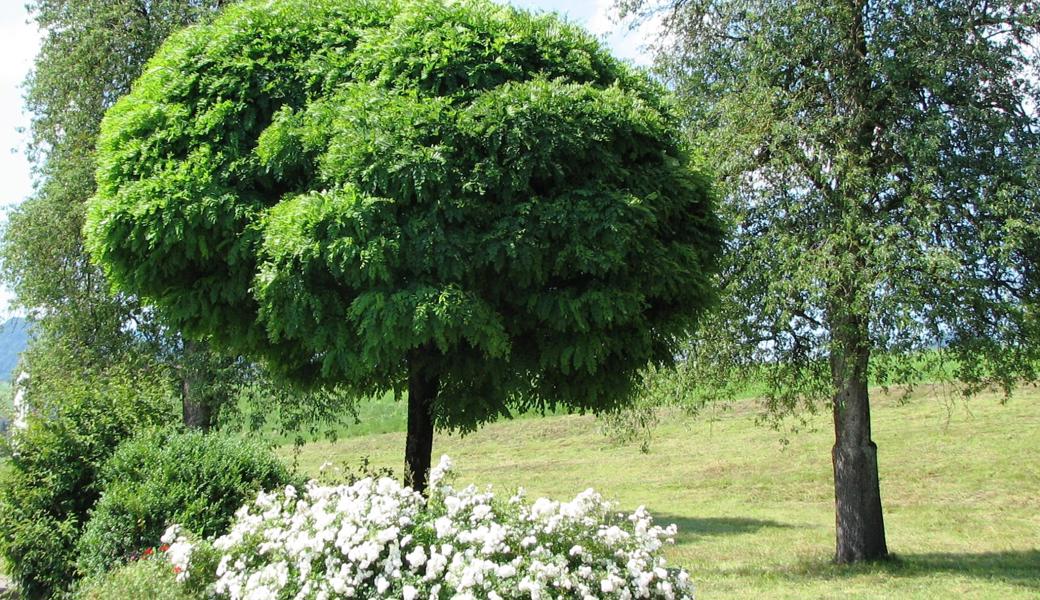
[{"xmin": 86, "ymin": 0, "xmax": 722, "ymax": 430}]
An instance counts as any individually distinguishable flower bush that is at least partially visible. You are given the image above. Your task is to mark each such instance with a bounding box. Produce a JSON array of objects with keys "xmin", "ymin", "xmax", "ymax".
[{"xmin": 163, "ymin": 456, "xmax": 693, "ymax": 599}]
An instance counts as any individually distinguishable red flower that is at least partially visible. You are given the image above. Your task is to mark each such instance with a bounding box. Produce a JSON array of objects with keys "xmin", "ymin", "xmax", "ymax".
[
  {"xmin": 173, "ymin": 566, "xmax": 183, "ymax": 575},
  {"xmin": 159, "ymin": 544, "xmax": 170, "ymax": 552},
  {"xmin": 144, "ymin": 548, "xmax": 154, "ymax": 556}
]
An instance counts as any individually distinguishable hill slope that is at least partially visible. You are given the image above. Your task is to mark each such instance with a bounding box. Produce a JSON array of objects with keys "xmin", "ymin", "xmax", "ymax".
[
  {"xmin": 0, "ymin": 318, "xmax": 29, "ymax": 382},
  {"xmin": 286, "ymin": 387, "xmax": 1040, "ymax": 600}
]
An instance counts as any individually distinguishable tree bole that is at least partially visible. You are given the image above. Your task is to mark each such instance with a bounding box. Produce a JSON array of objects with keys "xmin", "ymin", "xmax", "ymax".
[
  {"xmin": 832, "ymin": 438, "xmax": 887, "ymax": 562},
  {"xmin": 181, "ymin": 383, "xmax": 212, "ymax": 431},
  {"xmin": 831, "ymin": 342, "xmax": 887, "ymax": 563},
  {"xmin": 405, "ymin": 349, "xmax": 438, "ymax": 495},
  {"xmin": 180, "ymin": 339, "xmax": 214, "ymax": 431}
]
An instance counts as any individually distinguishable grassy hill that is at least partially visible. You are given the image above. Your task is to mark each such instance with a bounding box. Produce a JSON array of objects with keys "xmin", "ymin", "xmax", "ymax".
[{"xmin": 285, "ymin": 386, "xmax": 1040, "ymax": 600}]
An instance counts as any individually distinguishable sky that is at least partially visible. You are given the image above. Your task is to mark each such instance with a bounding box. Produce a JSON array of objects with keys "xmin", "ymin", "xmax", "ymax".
[
  {"xmin": 0, "ymin": 0, "xmax": 659, "ymax": 321},
  {"xmin": 0, "ymin": 2, "xmax": 41, "ymax": 319}
]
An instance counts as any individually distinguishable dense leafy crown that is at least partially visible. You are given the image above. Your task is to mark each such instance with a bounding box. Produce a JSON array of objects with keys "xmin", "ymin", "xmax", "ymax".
[{"xmin": 86, "ymin": 0, "xmax": 722, "ymax": 429}]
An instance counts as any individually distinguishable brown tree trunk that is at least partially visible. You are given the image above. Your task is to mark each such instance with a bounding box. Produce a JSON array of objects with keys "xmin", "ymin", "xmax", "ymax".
[
  {"xmin": 404, "ymin": 347, "xmax": 438, "ymax": 494},
  {"xmin": 181, "ymin": 340, "xmax": 213, "ymax": 431},
  {"xmin": 831, "ymin": 326, "xmax": 887, "ymax": 563}
]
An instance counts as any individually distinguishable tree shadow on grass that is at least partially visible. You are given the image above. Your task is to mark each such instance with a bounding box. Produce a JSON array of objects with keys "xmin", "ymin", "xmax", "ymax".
[
  {"xmin": 887, "ymin": 550, "xmax": 1040, "ymax": 590},
  {"xmin": 792, "ymin": 549, "xmax": 1040, "ymax": 591},
  {"xmin": 651, "ymin": 513, "xmax": 799, "ymax": 542}
]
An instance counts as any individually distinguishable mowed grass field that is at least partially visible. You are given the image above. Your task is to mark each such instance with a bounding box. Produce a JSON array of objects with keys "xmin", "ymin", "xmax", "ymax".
[{"xmin": 286, "ymin": 386, "xmax": 1040, "ymax": 600}]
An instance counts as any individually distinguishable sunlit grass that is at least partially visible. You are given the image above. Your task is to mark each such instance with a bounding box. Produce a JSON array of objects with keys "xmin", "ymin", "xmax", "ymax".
[{"xmin": 284, "ymin": 385, "xmax": 1040, "ymax": 600}]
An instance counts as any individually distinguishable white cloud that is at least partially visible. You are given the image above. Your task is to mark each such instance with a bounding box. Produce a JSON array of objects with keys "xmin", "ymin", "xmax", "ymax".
[{"xmin": 587, "ymin": 0, "xmax": 616, "ymax": 37}]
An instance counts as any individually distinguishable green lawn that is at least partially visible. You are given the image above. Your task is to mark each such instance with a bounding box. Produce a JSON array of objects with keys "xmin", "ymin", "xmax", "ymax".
[
  {"xmin": 285, "ymin": 386, "xmax": 1040, "ymax": 600},
  {"xmin": 246, "ymin": 389, "xmax": 573, "ymax": 446}
]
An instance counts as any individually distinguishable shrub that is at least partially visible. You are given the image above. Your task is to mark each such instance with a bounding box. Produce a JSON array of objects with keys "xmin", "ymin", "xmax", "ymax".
[
  {"xmin": 0, "ymin": 357, "xmax": 178, "ymax": 599},
  {"xmin": 163, "ymin": 456, "xmax": 694, "ymax": 599},
  {"xmin": 76, "ymin": 429, "xmax": 294, "ymax": 578},
  {"xmin": 74, "ymin": 555, "xmax": 204, "ymax": 600}
]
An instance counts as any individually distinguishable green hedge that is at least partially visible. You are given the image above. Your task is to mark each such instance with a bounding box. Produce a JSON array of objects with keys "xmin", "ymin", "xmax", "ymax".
[
  {"xmin": 76, "ymin": 429, "xmax": 294, "ymax": 578},
  {"xmin": 0, "ymin": 361, "xmax": 178, "ymax": 599}
]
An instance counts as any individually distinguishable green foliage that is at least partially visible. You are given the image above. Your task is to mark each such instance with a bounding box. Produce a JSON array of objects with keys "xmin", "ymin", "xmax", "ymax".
[
  {"xmin": 1, "ymin": 0, "xmax": 236, "ymax": 367},
  {"xmin": 76, "ymin": 429, "xmax": 293, "ymax": 578},
  {"xmin": 73, "ymin": 557, "xmax": 205, "ymax": 600},
  {"xmin": 0, "ymin": 381, "xmax": 11, "ymax": 435},
  {"xmin": 1, "ymin": 0, "xmax": 266, "ymax": 448},
  {"xmin": 0, "ymin": 345, "xmax": 178, "ymax": 599},
  {"xmin": 228, "ymin": 377, "xmax": 361, "ymax": 447},
  {"xmin": 86, "ymin": 0, "xmax": 723, "ymax": 432},
  {"xmin": 617, "ymin": 0, "xmax": 1040, "ymax": 412},
  {"xmin": 614, "ymin": 0, "xmax": 1039, "ymax": 562}
]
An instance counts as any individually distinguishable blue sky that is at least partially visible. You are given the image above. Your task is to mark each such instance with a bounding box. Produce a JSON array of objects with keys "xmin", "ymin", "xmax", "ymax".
[{"xmin": 0, "ymin": 0, "xmax": 657, "ymax": 319}]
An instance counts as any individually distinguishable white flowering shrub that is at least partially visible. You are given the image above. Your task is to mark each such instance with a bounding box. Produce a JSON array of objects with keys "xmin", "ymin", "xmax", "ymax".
[{"xmin": 163, "ymin": 456, "xmax": 693, "ymax": 600}]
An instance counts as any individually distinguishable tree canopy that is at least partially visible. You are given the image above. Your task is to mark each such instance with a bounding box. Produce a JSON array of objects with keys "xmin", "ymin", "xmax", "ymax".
[
  {"xmin": 0, "ymin": 0, "xmax": 253, "ymax": 430},
  {"xmin": 619, "ymin": 0, "xmax": 1040, "ymax": 562},
  {"xmin": 3, "ymin": 0, "xmax": 231, "ymax": 356},
  {"xmin": 86, "ymin": 0, "xmax": 723, "ymax": 489}
]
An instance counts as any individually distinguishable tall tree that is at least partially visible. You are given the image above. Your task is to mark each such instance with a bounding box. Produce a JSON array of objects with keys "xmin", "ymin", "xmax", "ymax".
[
  {"xmin": 618, "ymin": 0, "xmax": 1040, "ymax": 562},
  {"xmin": 85, "ymin": 0, "xmax": 724, "ymax": 492},
  {"xmin": 1, "ymin": 0, "xmax": 239, "ymax": 429}
]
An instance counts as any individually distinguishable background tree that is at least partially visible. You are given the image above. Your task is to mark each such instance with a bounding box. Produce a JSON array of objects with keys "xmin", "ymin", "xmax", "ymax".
[
  {"xmin": 1, "ymin": 0, "xmax": 242, "ymax": 430},
  {"xmin": 617, "ymin": 0, "xmax": 1040, "ymax": 562},
  {"xmin": 86, "ymin": 0, "xmax": 723, "ymax": 492}
]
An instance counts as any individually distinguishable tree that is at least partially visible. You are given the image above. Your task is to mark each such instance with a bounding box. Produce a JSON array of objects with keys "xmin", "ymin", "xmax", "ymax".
[
  {"xmin": 1, "ymin": 0, "xmax": 244, "ymax": 430},
  {"xmin": 618, "ymin": 0, "xmax": 1040, "ymax": 562},
  {"xmin": 85, "ymin": 0, "xmax": 724, "ymax": 492}
]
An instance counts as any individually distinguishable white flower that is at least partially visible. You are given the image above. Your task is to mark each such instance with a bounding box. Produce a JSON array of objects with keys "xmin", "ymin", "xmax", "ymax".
[
  {"xmin": 180, "ymin": 456, "xmax": 694, "ymax": 600},
  {"xmin": 406, "ymin": 545, "xmax": 427, "ymax": 568},
  {"xmin": 429, "ymin": 455, "xmax": 454, "ymax": 488},
  {"xmin": 161, "ymin": 525, "xmax": 182, "ymax": 545}
]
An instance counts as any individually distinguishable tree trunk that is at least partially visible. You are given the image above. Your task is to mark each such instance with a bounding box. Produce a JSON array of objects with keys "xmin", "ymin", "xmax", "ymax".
[
  {"xmin": 831, "ymin": 329, "xmax": 887, "ymax": 563},
  {"xmin": 181, "ymin": 379, "xmax": 212, "ymax": 430},
  {"xmin": 181, "ymin": 340, "xmax": 213, "ymax": 431},
  {"xmin": 405, "ymin": 347, "xmax": 438, "ymax": 494}
]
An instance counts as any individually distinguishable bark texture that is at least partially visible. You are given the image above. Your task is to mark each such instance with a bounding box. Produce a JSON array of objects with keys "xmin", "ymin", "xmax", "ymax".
[
  {"xmin": 831, "ymin": 336, "xmax": 888, "ymax": 563},
  {"xmin": 405, "ymin": 348, "xmax": 438, "ymax": 495}
]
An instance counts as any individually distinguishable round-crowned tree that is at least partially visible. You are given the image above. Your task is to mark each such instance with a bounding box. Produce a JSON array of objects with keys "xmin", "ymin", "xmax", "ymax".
[{"xmin": 86, "ymin": 0, "xmax": 723, "ymax": 491}]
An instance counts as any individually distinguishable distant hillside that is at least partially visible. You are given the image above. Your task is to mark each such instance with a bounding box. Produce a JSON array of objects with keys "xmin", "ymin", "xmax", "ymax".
[{"xmin": 0, "ymin": 317, "xmax": 30, "ymax": 382}]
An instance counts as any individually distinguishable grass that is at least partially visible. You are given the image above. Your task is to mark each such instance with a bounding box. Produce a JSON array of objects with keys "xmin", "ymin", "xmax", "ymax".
[
  {"xmin": 254, "ymin": 349, "xmax": 955, "ymax": 446},
  {"xmin": 284, "ymin": 385, "xmax": 1040, "ymax": 599},
  {"xmin": 244, "ymin": 389, "xmax": 571, "ymax": 446}
]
